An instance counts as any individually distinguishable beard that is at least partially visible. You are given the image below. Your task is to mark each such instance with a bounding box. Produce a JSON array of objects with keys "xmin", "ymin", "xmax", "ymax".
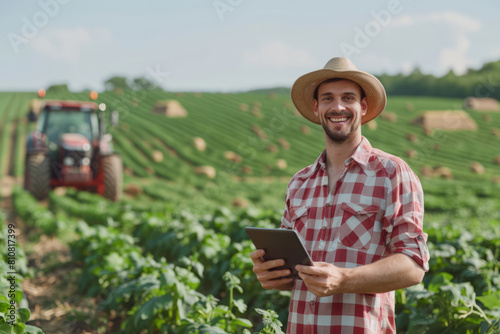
[{"xmin": 320, "ymin": 113, "xmax": 359, "ymax": 144}]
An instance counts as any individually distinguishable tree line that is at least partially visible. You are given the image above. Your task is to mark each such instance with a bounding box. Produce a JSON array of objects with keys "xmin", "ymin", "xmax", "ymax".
[
  {"xmin": 44, "ymin": 59, "xmax": 500, "ymax": 100},
  {"xmin": 377, "ymin": 59, "xmax": 500, "ymax": 100}
]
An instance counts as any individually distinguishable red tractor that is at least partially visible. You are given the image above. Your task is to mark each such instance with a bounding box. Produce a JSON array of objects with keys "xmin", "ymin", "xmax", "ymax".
[{"xmin": 24, "ymin": 98, "xmax": 122, "ymax": 201}]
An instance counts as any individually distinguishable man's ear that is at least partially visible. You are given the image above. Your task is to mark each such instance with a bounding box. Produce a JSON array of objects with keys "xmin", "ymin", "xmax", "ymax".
[
  {"xmin": 313, "ymin": 99, "xmax": 319, "ymax": 117},
  {"xmin": 361, "ymin": 97, "xmax": 368, "ymax": 116}
]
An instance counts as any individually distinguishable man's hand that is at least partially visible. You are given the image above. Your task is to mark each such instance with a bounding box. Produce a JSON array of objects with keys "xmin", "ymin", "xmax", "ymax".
[
  {"xmin": 250, "ymin": 249, "xmax": 294, "ymax": 291},
  {"xmin": 296, "ymin": 254, "xmax": 425, "ymax": 297},
  {"xmin": 296, "ymin": 262, "xmax": 347, "ymax": 297}
]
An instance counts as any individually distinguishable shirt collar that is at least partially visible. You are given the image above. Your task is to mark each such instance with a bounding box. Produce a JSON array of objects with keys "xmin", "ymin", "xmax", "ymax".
[
  {"xmin": 345, "ymin": 136, "xmax": 372, "ymax": 168},
  {"xmin": 302, "ymin": 136, "xmax": 373, "ymax": 179}
]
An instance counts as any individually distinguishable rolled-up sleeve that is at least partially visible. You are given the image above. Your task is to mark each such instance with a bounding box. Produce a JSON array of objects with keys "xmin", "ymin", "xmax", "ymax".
[{"xmin": 384, "ymin": 162, "xmax": 430, "ymax": 271}]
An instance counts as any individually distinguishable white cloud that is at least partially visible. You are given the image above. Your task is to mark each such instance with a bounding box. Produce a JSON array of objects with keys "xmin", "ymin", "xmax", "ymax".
[
  {"xmin": 440, "ymin": 36, "xmax": 471, "ymax": 75},
  {"xmin": 243, "ymin": 41, "xmax": 317, "ymax": 68},
  {"xmin": 426, "ymin": 11, "xmax": 481, "ymax": 32},
  {"xmin": 389, "ymin": 11, "xmax": 481, "ymax": 32},
  {"xmin": 30, "ymin": 27, "xmax": 112, "ymax": 64},
  {"xmin": 401, "ymin": 61, "xmax": 413, "ymax": 75},
  {"xmin": 391, "ymin": 14, "xmax": 414, "ymax": 28},
  {"xmin": 381, "ymin": 11, "xmax": 480, "ymax": 75}
]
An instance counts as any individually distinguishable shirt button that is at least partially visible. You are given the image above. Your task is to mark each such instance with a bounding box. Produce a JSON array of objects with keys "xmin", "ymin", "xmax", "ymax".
[
  {"xmin": 310, "ymin": 301, "xmax": 315, "ymax": 306},
  {"xmin": 325, "ymin": 203, "xmax": 330, "ymax": 207},
  {"xmin": 417, "ymin": 235, "xmax": 423, "ymax": 241}
]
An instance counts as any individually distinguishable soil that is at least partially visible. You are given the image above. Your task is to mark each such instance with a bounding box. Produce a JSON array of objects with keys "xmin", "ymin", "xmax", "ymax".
[
  {"xmin": 7, "ymin": 120, "xmax": 18, "ymax": 177},
  {"xmin": 1, "ymin": 195, "xmax": 116, "ymax": 334}
]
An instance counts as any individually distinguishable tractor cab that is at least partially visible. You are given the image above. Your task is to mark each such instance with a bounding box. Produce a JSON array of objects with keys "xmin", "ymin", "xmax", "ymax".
[{"xmin": 25, "ymin": 97, "xmax": 122, "ymax": 201}]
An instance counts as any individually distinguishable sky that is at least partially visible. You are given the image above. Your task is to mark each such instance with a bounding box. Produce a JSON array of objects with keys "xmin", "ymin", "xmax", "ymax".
[{"xmin": 1, "ymin": 0, "xmax": 499, "ymax": 93}]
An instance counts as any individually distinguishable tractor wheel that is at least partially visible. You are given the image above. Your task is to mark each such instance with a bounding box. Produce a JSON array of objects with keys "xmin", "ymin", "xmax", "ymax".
[
  {"xmin": 102, "ymin": 155, "xmax": 122, "ymax": 201},
  {"xmin": 27, "ymin": 154, "xmax": 50, "ymax": 200}
]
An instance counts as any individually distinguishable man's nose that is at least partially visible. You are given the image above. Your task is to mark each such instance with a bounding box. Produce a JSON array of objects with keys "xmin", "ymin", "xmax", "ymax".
[{"xmin": 330, "ymin": 99, "xmax": 346, "ymax": 112}]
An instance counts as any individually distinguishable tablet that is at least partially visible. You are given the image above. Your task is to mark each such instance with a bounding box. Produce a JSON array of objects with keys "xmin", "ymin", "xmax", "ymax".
[{"xmin": 245, "ymin": 227, "xmax": 313, "ymax": 279}]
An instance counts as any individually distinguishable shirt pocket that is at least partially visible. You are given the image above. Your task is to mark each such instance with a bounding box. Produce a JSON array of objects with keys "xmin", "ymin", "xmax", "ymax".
[
  {"xmin": 339, "ymin": 202, "xmax": 381, "ymax": 249},
  {"xmin": 289, "ymin": 205, "xmax": 309, "ymax": 234}
]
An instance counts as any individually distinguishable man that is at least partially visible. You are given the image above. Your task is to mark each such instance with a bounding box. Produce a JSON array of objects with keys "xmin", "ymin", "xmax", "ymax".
[{"xmin": 250, "ymin": 57, "xmax": 429, "ymax": 333}]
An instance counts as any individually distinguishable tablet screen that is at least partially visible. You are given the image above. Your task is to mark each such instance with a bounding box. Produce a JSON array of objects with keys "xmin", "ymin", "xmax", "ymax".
[{"xmin": 245, "ymin": 227, "xmax": 313, "ymax": 279}]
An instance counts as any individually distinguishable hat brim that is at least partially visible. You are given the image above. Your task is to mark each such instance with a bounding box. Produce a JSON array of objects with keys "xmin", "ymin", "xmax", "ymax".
[{"xmin": 291, "ymin": 69, "xmax": 387, "ymax": 125}]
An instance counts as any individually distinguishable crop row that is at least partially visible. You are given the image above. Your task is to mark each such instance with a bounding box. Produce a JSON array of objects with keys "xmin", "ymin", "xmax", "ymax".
[
  {"xmin": 0, "ymin": 209, "xmax": 44, "ymax": 333},
  {"xmin": 12, "ymin": 186, "xmax": 500, "ymax": 333},
  {"xmin": 12, "ymin": 188, "xmax": 285, "ymax": 333},
  {"xmin": 103, "ymin": 90, "xmax": 500, "ymax": 181},
  {"xmin": 1, "ymin": 91, "xmax": 499, "ymax": 183}
]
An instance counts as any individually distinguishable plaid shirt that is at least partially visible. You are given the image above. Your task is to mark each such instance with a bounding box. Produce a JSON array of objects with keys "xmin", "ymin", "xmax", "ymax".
[{"xmin": 281, "ymin": 137, "xmax": 429, "ymax": 334}]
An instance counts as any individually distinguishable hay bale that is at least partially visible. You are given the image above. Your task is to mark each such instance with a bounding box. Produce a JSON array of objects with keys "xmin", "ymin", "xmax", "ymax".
[
  {"xmin": 366, "ymin": 120, "xmax": 377, "ymax": 130},
  {"xmin": 152, "ymin": 150, "xmax": 164, "ymax": 163},
  {"xmin": 278, "ymin": 138, "xmax": 290, "ymax": 150},
  {"xmin": 252, "ymin": 125, "xmax": 267, "ymax": 140},
  {"xmin": 433, "ymin": 166, "xmax": 453, "ymax": 179},
  {"xmin": 268, "ymin": 93, "xmax": 276, "ymax": 99},
  {"xmin": 251, "ymin": 107, "xmax": 262, "ymax": 118},
  {"xmin": 470, "ymin": 162, "xmax": 485, "ymax": 174},
  {"xmin": 284, "ymin": 101, "xmax": 293, "ymax": 110},
  {"xmin": 463, "ymin": 97, "xmax": 499, "ymax": 111},
  {"xmin": 232, "ymin": 197, "xmax": 249, "ymax": 208},
  {"xmin": 267, "ymin": 144, "xmax": 278, "ymax": 153},
  {"xmin": 381, "ymin": 112, "xmax": 397, "ymax": 122},
  {"xmin": 124, "ymin": 167, "xmax": 134, "ymax": 176},
  {"xmin": 493, "ymin": 176, "xmax": 500, "ymax": 184},
  {"xmin": 301, "ymin": 125, "xmax": 310, "ymax": 134},
  {"xmin": 424, "ymin": 128, "xmax": 434, "ymax": 136},
  {"xmin": 492, "ymin": 128, "xmax": 500, "ymax": 138},
  {"xmin": 253, "ymin": 101, "xmax": 261, "ymax": 108},
  {"xmin": 406, "ymin": 102, "xmax": 414, "ymax": 111},
  {"xmin": 239, "ymin": 103, "xmax": 248, "ymax": 111},
  {"xmin": 224, "ymin": 151, "xmax": 242, "ymax": 163},
  {"xmin": 406, "ymin": 149, "xmax": 418, "ymax": 159},
  {"xmin": 276, "ymin": 159, "xmax": 287, "ymax": 170},
  {"xmin": 131, "ymin": 98, "xmax": 139, "ymax": 106},
  {"xmin": 432, "ymin": 143, "xmax": 441, "ymax": 151},
  {"xmin": 420, "ymin": 166, "xmax": 433, "ymax": 177},
  {"xmin": 124, "ymin": 184, "xmax": 142, "ymax": 197},
  {"xmin": 493, "ymin": 156, "xmax": 500, "ymax": 165},
  {"xmin": 412, "ymin": 110, "xmax": 477, "ymax": 131},
  {"xmin": 242, "ymin": 166, "xmax": 253, "ymax": 174},
  {"xmin": 407, "ymin": 133, "xmax": 418, "ymax": 142},
  {"xmin": 193, "ymin": 137, "xmax": 206, "ymax": 151},
  {"xmin": 152, "ymin": 100, "xmax": 187, "ymax": 117},
  {"xmin": 195, "ymin": 166, "xmax": 216, "ymax": 179}
]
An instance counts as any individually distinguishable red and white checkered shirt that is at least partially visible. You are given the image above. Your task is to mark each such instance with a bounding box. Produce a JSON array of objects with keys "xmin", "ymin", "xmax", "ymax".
[{"xmin": 281, "ymin": 137, "xmax": 429, "ymax": 334}]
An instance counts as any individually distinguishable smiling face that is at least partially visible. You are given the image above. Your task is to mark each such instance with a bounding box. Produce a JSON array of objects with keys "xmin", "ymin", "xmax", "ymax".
[{"xmin": 313, "ymin": 79, "xmax": 367, "ymax": 144}]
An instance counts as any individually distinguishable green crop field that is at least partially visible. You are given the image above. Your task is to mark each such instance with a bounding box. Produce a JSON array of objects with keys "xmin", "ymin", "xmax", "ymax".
[{"xmin": 0, "ymin": 90, "xmax": 499, "ymax": 333}]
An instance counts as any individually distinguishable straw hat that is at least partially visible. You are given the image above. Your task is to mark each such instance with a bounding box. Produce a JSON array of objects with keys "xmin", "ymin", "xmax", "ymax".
[{"xmin": 291, "ymin": 57, "xmax": 386, "ymax": 125}]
